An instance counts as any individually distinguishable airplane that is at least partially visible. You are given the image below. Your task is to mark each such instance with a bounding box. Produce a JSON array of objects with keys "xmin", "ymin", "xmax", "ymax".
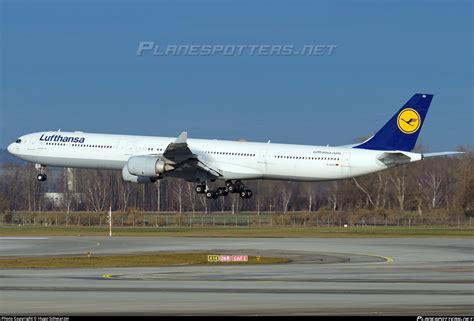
[{"xmin": 7, "ymin": 94, "xmax": 462, "ymax": 200}]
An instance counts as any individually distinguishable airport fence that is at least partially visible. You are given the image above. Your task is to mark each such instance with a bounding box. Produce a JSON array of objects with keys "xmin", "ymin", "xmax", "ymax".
[{"xmin": 1, "ymin": 211, "xmax": 473, "ymax": 228}]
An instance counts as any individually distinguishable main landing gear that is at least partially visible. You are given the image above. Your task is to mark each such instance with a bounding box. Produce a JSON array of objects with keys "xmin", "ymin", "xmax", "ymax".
[
  {"xmin": 35, "ymin": 164, "xmax": 47, "ymax": 182},
  {"xmin": 195, "ymin": 180, "xmax": 252, "ymax": 199}
]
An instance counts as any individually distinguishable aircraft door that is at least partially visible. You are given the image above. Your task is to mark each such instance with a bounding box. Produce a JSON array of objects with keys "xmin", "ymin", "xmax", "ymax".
[
  {"xmin": 124, "ymin": 141, "xmax": 136, "ymax": 155},
  {"xmin": 341, "ymin": 152, "xmax": 351, "ymax": 167},
  {"xmin": 258, "ymin": 149, "xmax": 267, "ymax": 164}
]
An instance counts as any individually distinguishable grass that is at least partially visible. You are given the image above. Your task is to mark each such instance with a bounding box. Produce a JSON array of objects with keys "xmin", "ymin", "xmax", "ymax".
[
  {"xmin": 0, "ymin": 252, "xmax": 289, "ymax": 269},
  {"xmin": 0, "ymin": 225, "xmax": 473, "ymax": 238}
]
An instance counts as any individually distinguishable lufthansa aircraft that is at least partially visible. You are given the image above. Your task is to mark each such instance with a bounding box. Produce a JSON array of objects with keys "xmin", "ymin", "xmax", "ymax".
[{"xmin": 7, "ymin": 94, "xmax": 461, "ymax": 199}]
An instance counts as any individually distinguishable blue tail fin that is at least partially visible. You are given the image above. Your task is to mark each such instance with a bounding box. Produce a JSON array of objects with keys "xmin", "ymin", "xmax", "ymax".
[{"xmin": 354, "ymin": 94, "xmax": 433, "ymax": 151}]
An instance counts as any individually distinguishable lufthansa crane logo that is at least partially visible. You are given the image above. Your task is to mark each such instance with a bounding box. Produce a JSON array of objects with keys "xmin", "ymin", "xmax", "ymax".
[{"xmin": 397, "ymin": 108, "xmax": 421, "ymax": 134}]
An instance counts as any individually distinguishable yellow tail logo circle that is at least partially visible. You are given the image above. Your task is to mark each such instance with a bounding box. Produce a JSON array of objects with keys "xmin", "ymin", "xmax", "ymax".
[{"xmin": 397, "ymin": 108, "xmax": 421, "ymax": 134}]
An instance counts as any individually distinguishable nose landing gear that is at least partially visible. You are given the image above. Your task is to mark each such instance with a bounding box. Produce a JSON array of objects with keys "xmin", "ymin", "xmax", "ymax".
[{"xmin": 35, "ymin": 164, "xmax": 47, "ymax": 182}]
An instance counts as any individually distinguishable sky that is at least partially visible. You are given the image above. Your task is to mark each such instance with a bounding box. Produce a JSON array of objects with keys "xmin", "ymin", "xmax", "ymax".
[{"xmin": 1, "ymin": 0, "xmax": 472, "ymax": 151}]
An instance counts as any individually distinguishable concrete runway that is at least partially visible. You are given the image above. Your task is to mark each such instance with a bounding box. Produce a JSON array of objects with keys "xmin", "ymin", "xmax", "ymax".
[{"xmin": 0, "ymin": 236, "xmax": 473, "ymax": 315}]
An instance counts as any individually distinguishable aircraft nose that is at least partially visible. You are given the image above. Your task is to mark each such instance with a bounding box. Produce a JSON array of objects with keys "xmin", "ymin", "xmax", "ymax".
[{"xmin": 7, "ymin": 143, "xmax": 15, "ymax": 154}]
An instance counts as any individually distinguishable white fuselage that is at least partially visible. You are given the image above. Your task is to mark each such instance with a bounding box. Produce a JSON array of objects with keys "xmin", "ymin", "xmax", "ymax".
[{"xmin": 7, "ymin": 131, "xmax": 422, "ymax": 182}]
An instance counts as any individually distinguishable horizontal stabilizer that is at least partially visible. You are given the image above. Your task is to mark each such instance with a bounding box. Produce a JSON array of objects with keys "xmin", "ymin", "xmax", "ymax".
[{"xmin": 423, "ymin": 151, "xmax": 464, "ymax": 158}]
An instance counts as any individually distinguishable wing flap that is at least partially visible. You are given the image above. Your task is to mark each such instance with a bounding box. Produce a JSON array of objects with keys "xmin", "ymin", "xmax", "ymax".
[{"xmin": 162, "ymin": 131, "xmax": 196, "ymax": 164}]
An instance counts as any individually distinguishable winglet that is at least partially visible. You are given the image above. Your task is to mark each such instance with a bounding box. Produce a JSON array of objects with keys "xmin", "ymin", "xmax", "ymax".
[{"xmin": 175, "ymin": 131, "xmax": 188, "ymax": 144}]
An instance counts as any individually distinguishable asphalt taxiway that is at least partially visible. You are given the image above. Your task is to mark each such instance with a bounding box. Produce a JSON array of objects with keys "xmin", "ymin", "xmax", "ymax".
[{"xmin": 0, "ymin": 236, "xmax": 473, "ymax": 315}]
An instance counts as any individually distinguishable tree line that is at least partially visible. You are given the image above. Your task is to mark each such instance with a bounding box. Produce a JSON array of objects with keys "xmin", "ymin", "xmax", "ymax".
[{"xmin": 0, "ymin": 148, "xmax": 472, "ymax": 225}]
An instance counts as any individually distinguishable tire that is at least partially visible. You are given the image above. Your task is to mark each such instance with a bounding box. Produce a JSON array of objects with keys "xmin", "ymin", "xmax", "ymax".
[
  {"xmin": 245, "ymin": 190, "xmax": 252, "ymax": 198},
  {"xmin": 240, "ymin": 191, "xmax": 247, "ymax": 198},
  {"xmin": 195, "ymin": 185, "xmax": 204, "ymax": 193}
]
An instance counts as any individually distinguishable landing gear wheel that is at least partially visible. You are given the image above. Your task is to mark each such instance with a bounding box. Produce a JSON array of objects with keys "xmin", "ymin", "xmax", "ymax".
[
  {"xmin": 206, "ymin": 191, "xmax": 218, "ymax": 199},
  {"xmin": 195, "ymin": 185, "xmax": 206, "ymax": 194},
  {"xmin": 235, "ymin": 181, "xmax": 245, "ymax": 192},
  {"xmin": 217, "ymin": 187, "xmax": 228, "ymax": 197},
  {"xmin": 245, "ymin": 189, "xmax": 252, "ymax": 198},
  {"xmin": 240, "ymin": 189, "xmax": 252, "ymax": 199},
  {"xmin": 35, "ymin": 164, "xmax": 47, "ymax": 182},
  {"xmin": 229, "ymin": 180, "xmax": 245, "ymax": 193}
]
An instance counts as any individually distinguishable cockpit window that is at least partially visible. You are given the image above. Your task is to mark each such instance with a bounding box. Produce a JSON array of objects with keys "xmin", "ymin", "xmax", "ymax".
[{"xmin": 15, "ymin": 139, "xmax": 22, "ymax": 143}]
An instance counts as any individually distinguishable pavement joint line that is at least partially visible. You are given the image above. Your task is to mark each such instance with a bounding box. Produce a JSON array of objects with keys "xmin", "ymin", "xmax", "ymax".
[{"xmin": 59, "ymin": 240, "xmax": 102, "ymax": 252}]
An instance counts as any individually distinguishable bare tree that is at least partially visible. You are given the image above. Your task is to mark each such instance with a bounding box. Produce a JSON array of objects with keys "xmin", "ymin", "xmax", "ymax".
[
  {"xmin": 171, "ymin": 180, "xmax": 184, "ymax": 213},
  {"xmin": 375, "ymin": 172, "xmax": 389, "ymax": 208},
  {"xmin": 390, "ymin": 166, "xmax": 407, "ymax": 211},
  {"xmin": 327, "ymin": 181, "xmax": 338, "ymax": 211},
  {"xmin": 119, "ymin": 182, "xmax": 131, "ymax": 212},
  {"xmin": 352, "ymin": 178, "xmax": 376, "ymax": 209},
  {"xmin": 280, "ymin": 181, "xmax": 292, "ymax": 214},
  {"xmin": 305, "ymin": 183, "xmax": 317, "ymax": 212},
  {"xmin": 418, "ymin": 174, "xmax": 444, "ymax": 210},
  {"xmin": 156, "ymin": 180, "xmax": 161, "ymax": 212},
  {"xmin": 185, "ymin": 182, "xmax": 198, "ymax": 216},
  {"xmin": 83, "ymin": 170, "xmax": 110, "ymax": 212}
]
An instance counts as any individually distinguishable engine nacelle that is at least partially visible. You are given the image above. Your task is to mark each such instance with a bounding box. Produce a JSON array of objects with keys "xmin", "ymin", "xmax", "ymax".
[
  {"xmin": 127, "ymin": 155, "xmax": 174, "ymax": 177},
  {"xmin": 122, "ymin": 166, "xmax": 157, "ymax": 184}
]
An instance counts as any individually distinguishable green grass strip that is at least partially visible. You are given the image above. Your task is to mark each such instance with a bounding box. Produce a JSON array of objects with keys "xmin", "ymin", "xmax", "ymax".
[{"xmin": 0, "ymin": 226, "xmax": 473, "ymax": 238}]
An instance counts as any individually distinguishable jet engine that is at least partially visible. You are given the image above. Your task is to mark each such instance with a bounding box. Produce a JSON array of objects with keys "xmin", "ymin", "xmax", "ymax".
[
  {"xmin": 121, "ymin": 166, "xmax": 157, "ymax": 184},
  {"xmin": 126, "ymin": 155, "xmax": 174, "ymax": 177}
]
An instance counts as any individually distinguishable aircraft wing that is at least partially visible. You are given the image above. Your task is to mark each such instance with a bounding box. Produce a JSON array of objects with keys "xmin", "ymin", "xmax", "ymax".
[{"xmin": 162, "ymin": 132, "xmax": 222, "ymax": 178}]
